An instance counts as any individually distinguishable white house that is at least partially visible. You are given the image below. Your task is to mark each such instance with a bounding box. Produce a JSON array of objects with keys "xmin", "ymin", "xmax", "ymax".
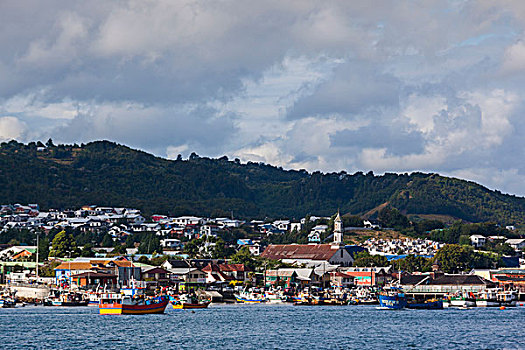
[
  {"xmin": 290, "ymin": 222, "xmax": 302, "ymax": 232},
  {"xmin": 470, "ymin": 234, "xmax": 486, "ymax": 248},
  {"xmin": 505, "ymin": 239, "xmax": 525, "ymax": 251}
]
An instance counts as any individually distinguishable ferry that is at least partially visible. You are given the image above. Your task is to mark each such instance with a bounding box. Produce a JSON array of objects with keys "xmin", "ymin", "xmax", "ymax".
[
  {"xmin": 99, "ymin": 293, "xmax": 169, "ymax": 315},
  {"xmin": 378, "ymin": 287, "xmax": 407, "ymax": 310}
]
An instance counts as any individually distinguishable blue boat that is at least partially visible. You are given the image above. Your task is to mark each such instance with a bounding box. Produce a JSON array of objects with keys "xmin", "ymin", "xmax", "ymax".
[
  {"xmin": 406, "ymin": 299, "xmax": 443, "ymax": 309},
  {"xmin": 378, "ymin": 287, "xmax": 407, "ymax": 310}
]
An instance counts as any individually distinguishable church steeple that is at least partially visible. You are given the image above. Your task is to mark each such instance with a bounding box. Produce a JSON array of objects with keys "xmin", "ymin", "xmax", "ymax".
[{"xmin": 333, "ymin": 211, "xmax": 343, "ymax": 245}]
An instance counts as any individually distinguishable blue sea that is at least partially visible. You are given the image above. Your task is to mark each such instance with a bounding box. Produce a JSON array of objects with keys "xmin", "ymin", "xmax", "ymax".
[{"xmin": 1, "ymin": 304, "xmax": 524, "ymax": 349}]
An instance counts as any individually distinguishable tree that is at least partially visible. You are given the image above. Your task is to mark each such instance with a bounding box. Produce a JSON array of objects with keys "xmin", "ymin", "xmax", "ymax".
[
  {"xmin": 80, "ymin": 243, "xmax": 95, "ymax": 257},
  {"xmin": 49, "ymin": 230, "xmax": 79, "ymax": 258},
  {"xmin": 230, "ymin": 247, "xmax": 258, "ymax": 271},
  {"xmin": 353, "ymin": 251, "xmax": 388, "ymax": 267},
  {"xmin": 38, "ymin": 237, "xmax": 50, "ymax": 262},
  {"xmin": 432, "ymin": 244, "xmax": 471, "ymax": 273},
  {"xmin": 101, "ymin": 234, "xmax": 114, "ymax": 247},
  {"xmin": 138, "ymin": 233, "xmax": 161, "ymax": 254}
]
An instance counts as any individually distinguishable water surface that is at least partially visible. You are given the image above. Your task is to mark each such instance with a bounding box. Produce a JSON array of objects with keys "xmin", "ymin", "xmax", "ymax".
[{"xmin": 1, "ymin": 304, "xmax": 524, "ymax": 349}]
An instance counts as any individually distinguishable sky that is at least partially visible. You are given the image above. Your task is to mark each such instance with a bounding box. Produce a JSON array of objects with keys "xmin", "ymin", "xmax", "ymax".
[{"xmin": 2, "ymin": 1, "xmax": 525, "ymax": 195}]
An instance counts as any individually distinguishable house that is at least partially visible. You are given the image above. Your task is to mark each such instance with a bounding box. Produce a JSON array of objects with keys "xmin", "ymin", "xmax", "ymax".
[
  {"xmin": 54, "ymin": 258, "xmax": 141, "ymax": 287},
  {"xmin": 273, "ymin": 220, "xmax": 290, "ymax": 231},
  {"xmin": 142, "ymin": 266, "xmax": 171, "ymax": 286},
  {"xmin": 470, "ymin": 234, "xmax": 486, "ymax": 248},
  {"xmin": 261, "ymin": 244, "xmax": 356, "ymax": 267},
  {"xmin": 308, "ymin": 231, "xmax": 321, "ymax": 243},
  {"xmin": 363, "ymin": 220, "xmax": 380, "ymax": 229},
  {"xmin": 201, "ymin": 263, "xmax": 251, "ymax": 283},
  {"xmin": 505, "ymin": 239, "xmax": 525, "ymax": 251},
  {"xmin": 265, "ymin": 268, "xmax": 315, "ymax": 289},
  {"xmin": 290, "ymin": 222, "xmax": 302, "ymax": 232},
  {"xmin": 330, "ymin": 271, "xmax": 355, "ymax": 288},
  {"xmin": 339, "ymin": 266, "xmax": 392, "ymax": 287}
]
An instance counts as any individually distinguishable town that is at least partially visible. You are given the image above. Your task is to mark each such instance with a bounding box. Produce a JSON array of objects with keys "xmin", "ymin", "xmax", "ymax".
[{"xmin": 1, "ymin": 203, "xmax": 525, "ymax": 309}]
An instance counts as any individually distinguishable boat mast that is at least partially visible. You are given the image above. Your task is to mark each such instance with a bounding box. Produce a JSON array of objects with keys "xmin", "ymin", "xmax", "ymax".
[{"xmin": 36, "ymin": 233, "xmax": 39, "ymax": 280}]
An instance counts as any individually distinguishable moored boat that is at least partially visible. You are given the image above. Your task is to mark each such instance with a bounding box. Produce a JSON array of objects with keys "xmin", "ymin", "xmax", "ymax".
[
  {"xmin": 406, "ymin": 299, "xmax": 443, "ymax": 309},
  {"xmin": 99, "ymin": 293, "xmax": 169, "ymax": 315},
  {"xmin": 171, "ymin": 294, "xmax": 211, "ymax": 309},
  {"xmin": 43, "ymin": 291, "xmax": 88, "ymax": 307},
  {"xmin": 475, "ymin": 289, "xmax": 499, "ymax": 307},
  {"xmin": 234, "ymin": 291, "xmax": 266, "ymax": 303},
  {"xmin": 497, "ymin": 290, "xmax": 518, "ymax": 307},
  {"xmin": 448, "ymin": 291, "xmax": 476, "ymax": 308},
  {"xmin": 378, "ymin": 287, "xmax": 407, "ymax": 310}
]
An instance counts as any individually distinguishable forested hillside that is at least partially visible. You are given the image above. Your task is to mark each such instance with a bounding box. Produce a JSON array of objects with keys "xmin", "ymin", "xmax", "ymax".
[{"xmin": 1, "ymin": 140, "xmax": 525, "ymax": 224}]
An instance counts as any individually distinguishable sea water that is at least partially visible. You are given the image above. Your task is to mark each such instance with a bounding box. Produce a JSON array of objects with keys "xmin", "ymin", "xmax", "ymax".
[{"xmin": 0, "ymin": 304, "xmax": 524, "ymax": 349}]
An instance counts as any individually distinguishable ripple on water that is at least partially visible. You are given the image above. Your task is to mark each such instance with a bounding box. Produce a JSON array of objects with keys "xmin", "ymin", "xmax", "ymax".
[{"xmin": 1, "ymin": 304, "xmax": 524, "ymax": 350}]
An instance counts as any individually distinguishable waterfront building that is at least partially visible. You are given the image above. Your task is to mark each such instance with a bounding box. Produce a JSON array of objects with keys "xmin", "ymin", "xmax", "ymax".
[{"xmin": 261, "ymin": 244, "xmax": 358, "ymax": 267}]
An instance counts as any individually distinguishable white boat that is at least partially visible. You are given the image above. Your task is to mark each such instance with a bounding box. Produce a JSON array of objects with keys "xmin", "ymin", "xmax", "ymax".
[
  {"xmin": 448, "ymin": 291, "xmax": 476, "ymax": 307},
  {"xmin": 264, "ymin": 291, "xmax": 285, "ymax": 303},
  {"xmin": 475, "ymin": 289, "xmax": 499, "ymax": 307},
  {"xmin": 497, "ymin": 290, "xmax": 518, "ymax": 307}
]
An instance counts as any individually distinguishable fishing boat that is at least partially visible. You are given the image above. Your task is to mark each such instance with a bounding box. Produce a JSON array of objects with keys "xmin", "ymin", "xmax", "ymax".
[
  {"xmin": 475, "ymin": 289, "xmax": 499, "ymax": 307},
  {"xmin": 171, "ymin": 294, "xmax": 211, "ymax": 309},
  {"xmin": 378, "ymin": 287, "xmax": 407, "ymax": 310},
  {"xmin": 234, "ymin": 290, "xmax": 266, "ymax": 303},
  {"xmin": 497, "ymin": 290, "xmax": 518, "ymax": 307},
  {"xmin": 43, "ymin": 291, "xmax": 89, "ymax": 306},
  {"xmin": 448, "ymin": 291, "xmax": 476, "ymax": 308},
  {"xmin": 99, "ymin": 293, "xmax": 169, "ymax": 315},
  {"xmin": 0, "ymin": 298, "xmax": 16, "ymax": 308},
  {"xmin": 264, "ymin": 291, "xmax": 285, "ymax": 303},
  {"xmin": 406, "ymin": 299, "xmax": 443, "ymax": 309}
]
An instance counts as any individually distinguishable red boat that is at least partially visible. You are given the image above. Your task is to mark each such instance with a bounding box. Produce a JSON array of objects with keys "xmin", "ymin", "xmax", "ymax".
[{"xmin": 99, "ymin": 293, "xmax": 169, "ymax": 315}]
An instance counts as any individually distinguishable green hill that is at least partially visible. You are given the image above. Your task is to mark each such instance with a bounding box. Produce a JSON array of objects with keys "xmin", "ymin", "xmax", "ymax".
[{"xmin": 1, "ymin": 140, "xmax": 524, "ymax": 224}]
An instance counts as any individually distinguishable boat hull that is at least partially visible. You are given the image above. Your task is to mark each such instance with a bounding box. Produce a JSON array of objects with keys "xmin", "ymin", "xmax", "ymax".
[
  {"xmin": 99, "ymin": 300, "xmax": 169, "ymax": 315},
  {"xmin": 378, "ymin": 294, "xmax": 407, "ymax": 310},
  {"xmin": 406, "ymin": 300, "xmax": 443, "ymax": 309},
  {"xmin": 475, "ymin": 299, "xmax": 499, "ymax": 307},
  {"xmin": 450, "ymin": 298, "xmax": 475, "ymax": 307},
  {"xmin": 172, "ymin": 302, "xmax": 210, "ymax": 309}
]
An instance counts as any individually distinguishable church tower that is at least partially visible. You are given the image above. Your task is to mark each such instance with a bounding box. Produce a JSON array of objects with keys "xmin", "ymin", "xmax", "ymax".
[{"xmin": 333, "ymin": 211, "xmax": 343, "ymax": 245}]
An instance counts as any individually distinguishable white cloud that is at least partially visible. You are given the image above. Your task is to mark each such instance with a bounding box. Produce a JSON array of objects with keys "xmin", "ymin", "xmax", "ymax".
[
  {"xmin": 1, "ymin": 1, "xmax": 525, "ymax": 195},
  {"xmin": 0, "ymin": 116, "xmax": 27, "ymax": 142}
]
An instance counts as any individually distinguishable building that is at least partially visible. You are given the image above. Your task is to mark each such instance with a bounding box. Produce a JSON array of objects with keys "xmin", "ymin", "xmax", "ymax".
[
  {"xmin": 470, "ymin": 234, "xmax": 486, "ymax": 248},
  {"xmin": 505, "ymin": 239, "xmax": 525, "ymax": 251},
  {"xmin": 339, "ymin": 266, "xmax": 392, "ymax": 287},
  {"xmin": 261, "ymin": 244, "xmax": 357, "ymax": 267},
  {"xmin": 333, "ymin": 212, "xmax": 343, "ymax": 245}
]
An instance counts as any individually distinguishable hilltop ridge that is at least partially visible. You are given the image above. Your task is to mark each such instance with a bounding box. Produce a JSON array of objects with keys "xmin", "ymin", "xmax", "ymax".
[{"xmin": 1, "ymin": 139, "xmax": 524, "ymax": 224}]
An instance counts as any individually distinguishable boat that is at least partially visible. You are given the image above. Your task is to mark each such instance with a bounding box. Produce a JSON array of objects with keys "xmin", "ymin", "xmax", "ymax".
[
  {"xmin": 378, "ymin": 287, "xmax": 407, "ymax": 310},
  {"xmin": 43, "ymin": 291, "xmax": 89, "ymax": 306},
  {"xmin": 264, "ymin": 291, "xmax": 285, "ymax": 303},
  {"xmin": 234, "ymin": 290, "xmax": 266, "ymax": 303},
  {"xmin": 448, "ymin": 291, "xmax": 476, "ymax": 308},
  {"xmin": 171, "ymin": 294, "xmax": 211, "ymax": 309},
  {"xmin": 497, "ymin": 290, "xmax": 518, "ymax": 307},
  {"xmin": 475, "ymin": 289, "xmax": 499, "ymax": 307},
  {"xmin": 99, "ymin": 293, "xmax": 169, "ymax": 315},
  {"xmin": 406, "ymin": 299, "xmax": 443, "ymax": 309},
  {"xmin": 0, "ymin": 298, "xmax": 16, "ymax": 308}
]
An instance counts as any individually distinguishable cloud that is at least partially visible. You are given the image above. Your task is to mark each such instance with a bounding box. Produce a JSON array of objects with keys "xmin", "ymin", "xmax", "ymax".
[
  {"xmin": 0, "ymin": 117, "xmax": 27, "ymax": 142},
  {"xmin": 2, "ymin": 1, "xmax": 525, "ymax": 195}
]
